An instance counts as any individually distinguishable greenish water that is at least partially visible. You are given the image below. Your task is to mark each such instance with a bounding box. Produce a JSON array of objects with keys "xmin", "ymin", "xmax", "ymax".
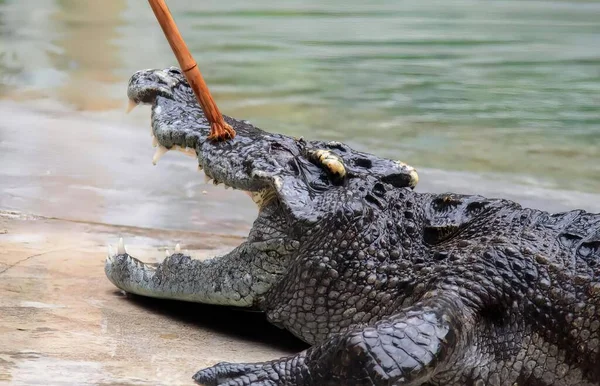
[{"xmin": 1, "ymin": 0, "xmax": 599, "ymax": 193}]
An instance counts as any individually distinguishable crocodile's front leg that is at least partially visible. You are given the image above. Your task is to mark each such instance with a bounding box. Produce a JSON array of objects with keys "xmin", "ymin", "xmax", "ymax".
[
  {"xmin": 105, "ymin": 241, "xmax": 281, "ymax": 307},
  {"xmin": 193, "ymin": 292, "xmax": 474, "ymax": 385}
]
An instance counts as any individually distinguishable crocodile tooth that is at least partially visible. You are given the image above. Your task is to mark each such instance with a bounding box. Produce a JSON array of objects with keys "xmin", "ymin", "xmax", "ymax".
[
  {"xmin": 165, "ymin": 250, "xmax": 170, "ymax": 257},
  {"xmin": 197, "ymin": 165, "xmax": 203, "ymax": 171},
  {"xmin": 251, "ymin": 170, "xmax": 269, "ymax": 178},
  {"xmin": 175, "ymin": 243, "xmax": 181, "ymax": 252},
  {"xmin": 126, "ymin": 99, "xmax": 138, "ymax": 113},
  {"xmin": 152, "ymin": 145, "xmax": 168, "ymax": 165},
  {"xmin": 204, "ymin": 175, "xmax": 211, "ymax": 183},
  {"xmin": 182, "ymin": 147, "xmax": 196, "ymax": 158},
  {"xmin": 117, "ymin": 238, "xmax": 126, "ymax": 255},
  {"xmin": 152, "ymin": 135, "xmax": 158, "ymax": 148},
  {"xmin": 107, "ymin": 244, "xmax": 115, "ymax": 258},
  {"xmin": 172, "ymin": 145, "xmax": 196, "ymax": 158}
]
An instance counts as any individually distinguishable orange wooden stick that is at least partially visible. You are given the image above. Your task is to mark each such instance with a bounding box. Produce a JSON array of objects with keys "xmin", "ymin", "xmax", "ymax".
[{"xmin": 147, "ymin": 0, "xmax": 235, "ymax": 141}]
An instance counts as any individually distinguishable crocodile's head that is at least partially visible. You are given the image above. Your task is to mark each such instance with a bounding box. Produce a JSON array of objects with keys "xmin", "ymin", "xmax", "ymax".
[{"xmin": 123, "ymin": 67, "xmax": 419, "ymax": 305}]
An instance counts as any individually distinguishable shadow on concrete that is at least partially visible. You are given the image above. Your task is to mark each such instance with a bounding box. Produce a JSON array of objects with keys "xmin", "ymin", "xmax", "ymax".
[{"xmin": 121, "ymin": 291, "xmax": 309, "ymax": 353}]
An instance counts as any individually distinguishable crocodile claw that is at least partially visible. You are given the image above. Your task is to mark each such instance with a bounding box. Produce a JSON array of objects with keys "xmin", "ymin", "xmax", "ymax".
[{"xmin": 193, "ymin": 362, "xmax": 277, "ymax": 386}]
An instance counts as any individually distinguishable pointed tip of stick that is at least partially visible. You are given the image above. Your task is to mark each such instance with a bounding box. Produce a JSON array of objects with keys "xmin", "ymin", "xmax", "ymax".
[{"xmin": 208, "ymin": 122, "xmax": 236, "ymax": 141}]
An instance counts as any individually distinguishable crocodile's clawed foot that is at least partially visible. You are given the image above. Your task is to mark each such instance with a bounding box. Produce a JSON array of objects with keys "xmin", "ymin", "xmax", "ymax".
[{"xmin": 193, "ymin": 362, "xmax": 278, "ymax": 386}]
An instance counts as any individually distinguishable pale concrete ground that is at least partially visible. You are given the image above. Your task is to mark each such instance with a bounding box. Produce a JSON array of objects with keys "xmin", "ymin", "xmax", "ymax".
[{"xmin": 0, "ymin": 210, "xmax": 305, "ymax": 386}]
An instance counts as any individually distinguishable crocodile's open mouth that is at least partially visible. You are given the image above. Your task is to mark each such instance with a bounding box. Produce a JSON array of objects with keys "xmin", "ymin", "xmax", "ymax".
[{"xmin": 104, "ymin": 67, "xmax": 421, "ymax": 308}]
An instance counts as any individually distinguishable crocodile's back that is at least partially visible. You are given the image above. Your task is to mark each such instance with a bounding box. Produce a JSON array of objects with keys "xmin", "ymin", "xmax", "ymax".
[
  {"xmin": 543, "ymin": 210, "xmax": 600, "ymax": 269},
  {"xmin": 419, "ymin": 193, "xmax": 600, "ymax": 384},
  {"xmin": 489, "ymin": 206, "xmax": 600, "ymax": 384}
]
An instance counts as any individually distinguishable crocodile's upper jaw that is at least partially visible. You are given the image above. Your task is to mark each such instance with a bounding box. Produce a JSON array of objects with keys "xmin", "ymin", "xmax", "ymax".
[{"xmin": 127, "ymin": 67, "xmax": 418, "ymax": 218}]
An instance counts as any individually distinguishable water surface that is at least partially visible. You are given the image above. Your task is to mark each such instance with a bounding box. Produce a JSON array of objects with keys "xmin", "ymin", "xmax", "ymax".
[{"xmin": 1, "ymin": 0, "xmax": 599, "ymax": 231}]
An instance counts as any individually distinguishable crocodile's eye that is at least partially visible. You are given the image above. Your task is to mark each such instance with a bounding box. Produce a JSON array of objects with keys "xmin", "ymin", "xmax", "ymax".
[
  {"xmin": 393, "ymin": 160, "xmax": 419, "ymax": 188},
  {"xmin": 307, "ymin": 149, "xmax": 346, "ymax": 182}
]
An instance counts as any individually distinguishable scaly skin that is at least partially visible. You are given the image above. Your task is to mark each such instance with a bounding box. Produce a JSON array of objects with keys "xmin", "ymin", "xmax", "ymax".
[{"xmin": 105, "ymin": 68, "xmax": 600, "ymax": 386}]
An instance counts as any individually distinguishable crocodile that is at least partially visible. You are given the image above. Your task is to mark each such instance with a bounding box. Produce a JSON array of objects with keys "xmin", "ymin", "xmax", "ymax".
[{"xmin": 105, "ymin": 67, "xmax": 600, "ymax": 386}]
